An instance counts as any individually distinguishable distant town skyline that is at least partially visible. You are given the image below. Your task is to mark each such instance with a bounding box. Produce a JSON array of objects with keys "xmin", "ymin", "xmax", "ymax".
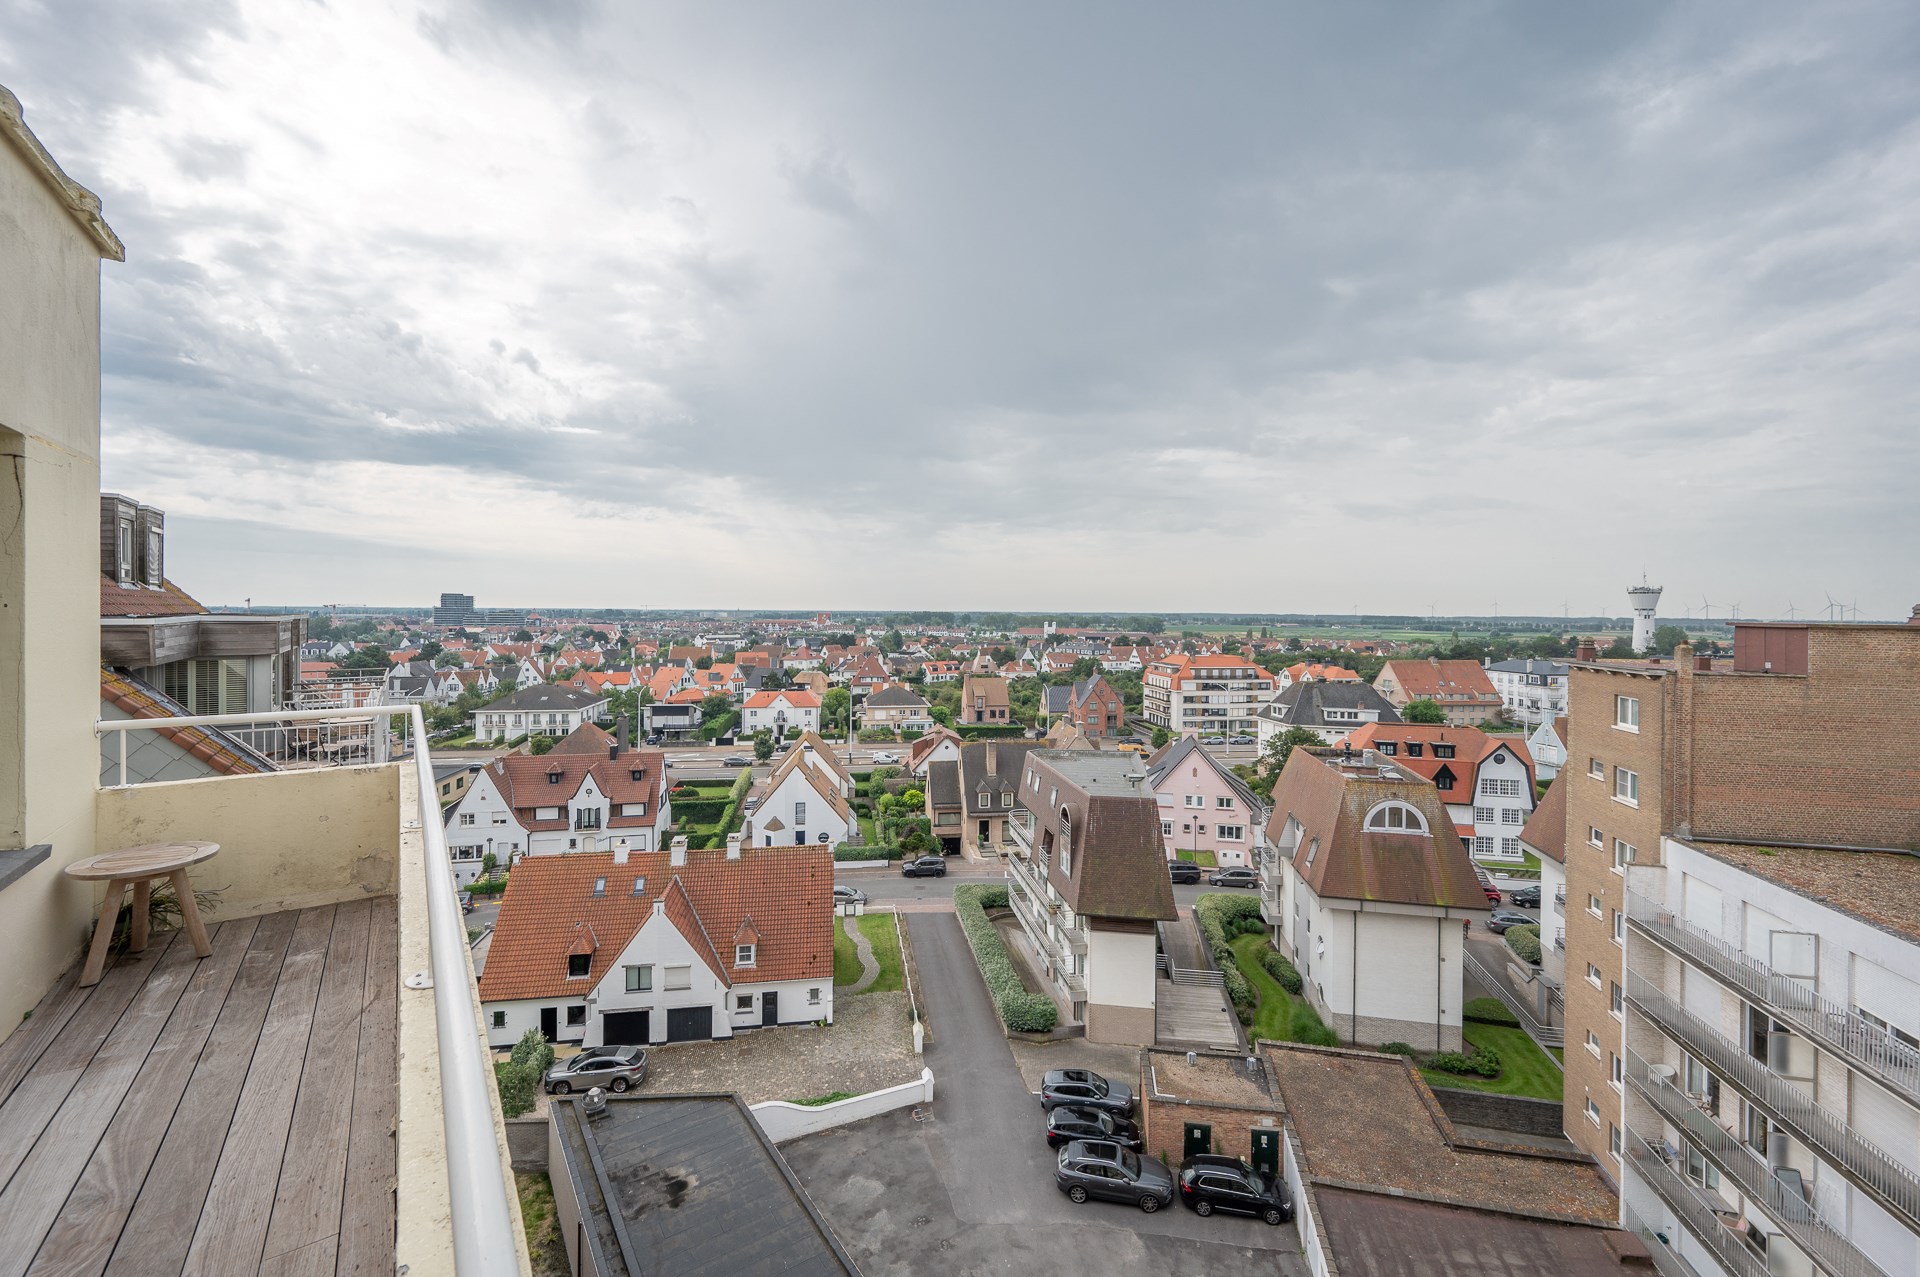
[{"xmin": 4, "ymin": 2, "xmax": 1916, "ymax": 613}]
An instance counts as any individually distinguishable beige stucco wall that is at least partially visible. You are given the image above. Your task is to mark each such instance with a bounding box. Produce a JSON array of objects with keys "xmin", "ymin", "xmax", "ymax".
[
  {"xmin": 94, "ymin": 765, "xmax": 400, "ymax": 921},
  {"xmin": 0, "ymin": 90, "xmax": 116, "ymax": 1031}
]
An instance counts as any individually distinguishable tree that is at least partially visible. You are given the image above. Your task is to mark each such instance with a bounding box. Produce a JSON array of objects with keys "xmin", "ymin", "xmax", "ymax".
[
  {"xmin": 753, "ymin": 728, "xmax": 774, "ymax": 761},
  {"xmin": 694, "ymin": 655, "xmax": 713, "ymax": 669},
  {"xmin": 1151, "ymin": 725, "xmax": 1171, "ymax": 749},
  {"xmin": 1264, "ymin": 726, "xmax": 1323, "ymax": 775},
  {"xmin": 418, "ymin": 640, "xmax": 443, "ymax": 659},
  {"xmin": 340, "ymin": 646, "xmax": 391, "ymax": 671},
  {"xmin": 514, "ymin": 629, "xmax": 534, "ymax": 643},
  {"xmin": 1650, "ymin": 625, "xmax": 1688, "ymax": 656},
  {"xmin": 822, "ymin": 687, "xmax": 852, "ymax": 737},
  {"xmin": 434, "ymin": 650, "xmax": 464, "ymax": 668},
  {"xmin": 480, "ymin": 851, "xmax": 498, "ymax": 877},
  {"xmin": 529, "ymin": 735, "xmax": 555, "ymax": 756},
  {"xmin": 761, "ymin": 666, "xmax": 789, "ymax": 690},
  {"xmin": 1603, "ymin": 637, "xmax": 1638, "ymax": 659},
  {"xmin": 699, "ymin": 693, "xmax": 731, "ymax": 722},
  {"xmin": 930, "ymin": 705, "xmax": 954, "ymax": 728},
  {"xmin": 1404, "ymin": 699, "xmax": 1447, "ymax": 724},
  {"xmin": 883, "ymin": 628, "xmax": 905, "ymax": 653}
]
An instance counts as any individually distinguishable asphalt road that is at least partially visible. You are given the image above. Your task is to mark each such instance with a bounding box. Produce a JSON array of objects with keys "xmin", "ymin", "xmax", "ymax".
[
  {"xmin": 780, "ymin": 915, "xmax": 1304, "ymax": 1275},
  {"xmin": 840, "ymin": 862, "xmax": 1230, "ymax": 914}
]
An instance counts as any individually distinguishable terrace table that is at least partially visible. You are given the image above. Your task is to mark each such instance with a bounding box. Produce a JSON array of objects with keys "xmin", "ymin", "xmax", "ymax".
[{"xmin": 65, "ymin": 840, "xmax": 218, "ymax": 986}]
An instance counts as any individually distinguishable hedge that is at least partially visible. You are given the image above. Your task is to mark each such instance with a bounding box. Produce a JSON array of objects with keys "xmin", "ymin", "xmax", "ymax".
[
  {"xmin": 714, "ymin": 767, "xmax": 753, "ymax": 842},
  {"xmin": 668, "ymin": 798, "xmax": 730, "ymax": 824},
  {"xmin": 1260, "ymin": 948, "xmax": 1304, "ymax": 996},
  {"xmin": 1194, "ymin": 893, "xmax": 1265, "ymax": 968},
  {"xmin": 834, "ymin": 843, "xmax": 906, "ymax": 861},
  {"xmin": 699, "ymin": 710, "xmax": 740, "ymax": 741},
  {"xmin": 494, "ymin": 1028, "xmax": 555, "ymax": 1118},
  {"xmin": 1378, "ymin": 1041, "xmax": 1418, "ymax": 1057},
  {"xmin": 1504, "ymin": 924, "xmax": 1542, "ymax": 966},
  {"xmin": 954, "ymin": 884, "xmax": 1057, "ymax": 1033}
]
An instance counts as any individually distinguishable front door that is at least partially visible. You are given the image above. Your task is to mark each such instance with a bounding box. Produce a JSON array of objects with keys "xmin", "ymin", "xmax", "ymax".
[
  {"xmin": 1251, "ymin": 1127, "xmax": 1280, "ymax": 1181},
  {"xmin": 761, "ymin": 991, "xmax": 778, "ymax": 1027},
  {"xmin": 539, "ymin": 1007, "xmax": 558, "ymax": 1042},
  {"xmin": 1183, "ymin": 1121, "xmax": 1213, "ymax": 1162}
]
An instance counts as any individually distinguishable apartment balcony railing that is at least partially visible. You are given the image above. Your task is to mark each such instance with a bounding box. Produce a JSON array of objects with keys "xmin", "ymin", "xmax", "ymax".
[
  {"xmin": 93, "ymin": 704, "xmax": 523, "ymax": 1275},
  {"xmin": 1626, "ymin": 890, "xmax": 1920, "ymax": 1110},
  {"xmin": 1625, "ymin": 972, "xmax": 1920, "ymax": 1232},
  {"xmin": 1553, "ymin": 889, "xmax": 1566, "ymax": 917},
  {"xmin": 1623, "ymin": 1198, "xmax": 1712, "ymax": 1277},
  {"xmin": 1626, "ymin": 1049, "xmax": 1892, "ymax": 1277},
  {"xmin": 1626, "ymin": 1131, "xmax": 1771, "ymax": 1277}
]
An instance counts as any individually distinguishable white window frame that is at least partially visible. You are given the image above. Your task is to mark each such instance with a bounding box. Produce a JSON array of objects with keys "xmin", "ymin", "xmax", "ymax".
[
  {"xmin": 1615, "ymin": 695, "xmax": 1640, "ymax": 731},
  {"xmin": 735, "ymin": 943, "xmax": 756, "ymax": 967},
  {"xmin": 1587, "ymin": 894, "xmax": 1603, "ymax": 917},
  {"xmin": 1613, "ymin": 767, "xmax": 1639, "ymax": 807},
  {"xmin": 1586, "ymin": 963, "xmax": 1603, "ymax": 989},
  {"xmin": 1589, "ymin": 757, "xmax": 1604, "ymax": 780},
  {"xmin": 665, "ymin": 964, "xmax": 692, "ymax": 991},
  {"xmin": 1364, "ymin": 801, "xmax": 1429, "ymax": 834},
  {"xmin": 1588, "ymin": 826, "xmax": 1604, "ymax": 848},
  {"xmin": 1613, "ymin": 839, "xmax": 1635, "ymax": 872},
  {"xmin": 1585, "ymin": 1098, "xmax": 1601, "ymax": 1128},
  {"xmin": 1586, "ymin": 1029, "xmax": 1602, "ymax": 1058}
]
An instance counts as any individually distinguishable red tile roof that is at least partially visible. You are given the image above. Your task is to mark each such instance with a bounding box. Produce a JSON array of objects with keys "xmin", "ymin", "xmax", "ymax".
[
  {"xmin": 99, "ymin": 576, "xmax": 207, "ymax": 617},
  {"xmin": 477, "ymin": 846, "xmax": 834, "ymax": 1002},
  {"xmin": 1520, "ymin": 777, "xmax": 1567, "ymax": 863},
  {"xmin": 1343, "ymin": 723, "xmax": 1534, "ymax": 789},
  {"xmin": 1377, "ymin": 660, "xmax": 1500, "ymax": 703},
  {"xmin": 743, "ymin": 689, "xmax": 822, "ymax": 709},
  {"xmin": 482, "ymin": 749, "xmax": 665, "ymax": 831}
]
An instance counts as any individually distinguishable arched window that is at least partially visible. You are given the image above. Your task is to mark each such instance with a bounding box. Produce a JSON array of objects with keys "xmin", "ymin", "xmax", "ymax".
[{"xmin": 1363, "ymin": 801, "xmax": 1428, "ymax": 834}]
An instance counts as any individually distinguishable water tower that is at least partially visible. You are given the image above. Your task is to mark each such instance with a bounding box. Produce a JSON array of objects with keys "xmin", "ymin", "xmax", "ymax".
[{"xmin": 1627, "ymin": 580, "xmax": 1663, "ymax": 653}]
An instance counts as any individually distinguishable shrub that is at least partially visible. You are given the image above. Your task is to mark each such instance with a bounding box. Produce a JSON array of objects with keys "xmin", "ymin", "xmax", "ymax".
[
  {"xmin": 1236, "ymin": 1006, "xmax": 1253, "ymax": 1026},
  {"xmin": 495, "ymin": 1059, "xmax": 537, "ymax": 1118},
  {"xmin": 713, "ymin": 767, "xmax": 754, "ymax": 841},
  {"xmin": 1427, "ymin": 1046, "xmax": 1502, "ymax": 1078},
  {"xmin": 509, "ymin": 1027, "xmax": 555, "ymax": 1075},
  {"xmin": 954, "ymin": 884, "xmax": 1057, "ymax": 1033},
  {"xmin": 1504, "ymin": 924, "xmax": 1542, "ymax": 966},
  {"xmin": 1221, "ymin": 963, "xmax": 1254, "ymax": 1010},
  {"xmin": 1378, "ymin": 1041, "xmax": 1418, "ymax": 1057},
  {"xmin": 1464, "ymin": 996, "xmax": 1521, "ymax": 1027},
  {"xmin": 1424, "ymin": 1051, "xmax": 1476, "ymax": 1075},
  {"xmin": 833, "ymin": 843, "xmax": 906, "ymax": 861},
  {"xmin": 1260, "ymin": 949, "xmax": 1304, "ymax": 995},
  {"xmin": 1194, "ymin": 893, "xmax": 1265, "ymax": 967}
]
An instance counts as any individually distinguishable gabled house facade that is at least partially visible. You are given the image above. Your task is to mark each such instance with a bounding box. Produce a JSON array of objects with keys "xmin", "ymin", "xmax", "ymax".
[
  {"xmin": 1342, "ymin": 723, "xmax": 1536, "ymax": 865},
  {"xmin": 740, "ymin": 689, "xmax": 821, "ymax": 738},
  {"xmin": 444, "ymin": 741, "xmax": 670, "ymax": 883},
  {"xmin": 744, "ymin": 746, "xmax": 852, "ymax": 848},
  {"xmin": 1143, "ymin": 737, "xmax": 1268, "ymax": 867},
  {"xmin": 960, "ymin": 674, "xmax": 1012, "ymax": 725},
  {"xmin": 472, "ymin": 684, "xmax": 607, "ymax": 742},
  {"xmin": 478, "ymin": 843, "xmax": 834, "ymax": 1049},
  {"xmin": 861, "ymin": 684, "xmax": 934, "ymax": 733},
  {"xmin": 1041, "ymin": 674, "xmax": 1124, "ymax": 738},
  {"xmin": 1373, "ymin": 658, "xmax": 1504, "ymax": 726}
]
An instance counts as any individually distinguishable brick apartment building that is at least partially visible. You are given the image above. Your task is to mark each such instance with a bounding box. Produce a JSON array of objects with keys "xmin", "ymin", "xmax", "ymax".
[
  {"xmin": 1373, "ymin": 658, "xmax": 1504, "ymax": 726},
  {"xmin": 1560, "ymin": 614, "xmax": 1920, "ymax": 1182},
  {"xmin": 1041, "ymin": 673, "xmax": 1125, "ymax": 738}
]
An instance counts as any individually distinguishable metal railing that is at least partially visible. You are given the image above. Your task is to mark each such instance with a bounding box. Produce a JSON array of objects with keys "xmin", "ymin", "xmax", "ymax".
[
  {"xmin": 1625, "ymin": 972, "xmax": 1920, "ymax": 1231},
  {"xmin": 1626, "ymin": 1049, "xmax": 1891, "ymax": 1277},
  {"xmin": 99, "ymin": 703, "xmax": 398, "ymax": 783},
  {"xmin": 1460, "ymin": 947, "xmax": 1564, "ymax": 1048},
  {"xmin": 1626, "ymin": 1131, "xmax": 1770, "ymax": 1277},
  {"xmin": 1626, "ymin": 890, "xmax": 1920, "ymax": 1109},
  {"xmin": 1623, "ymin": 1184, "xmax": 1720, "ymax": 1277},
  {"xmin": 95, "ymin": 705, "xmax": 521, "ymax": 1275}
]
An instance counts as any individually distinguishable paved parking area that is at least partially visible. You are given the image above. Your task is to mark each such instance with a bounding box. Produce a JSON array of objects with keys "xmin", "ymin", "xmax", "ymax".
[
  {"xmin": 783, "ymin": 915, "xmax": 1308, "ymax": 1277},
  {"xmin": 645, "ymin": 991, "xmax": 921, "ymax": 1105}
]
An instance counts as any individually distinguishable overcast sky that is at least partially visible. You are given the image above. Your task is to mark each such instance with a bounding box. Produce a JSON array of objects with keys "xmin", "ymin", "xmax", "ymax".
[{"xmin": 4, "ymin": 2, "xmax": 1917, "ymax": 617}]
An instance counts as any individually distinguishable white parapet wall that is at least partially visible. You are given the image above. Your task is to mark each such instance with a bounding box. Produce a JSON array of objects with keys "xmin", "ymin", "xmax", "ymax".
[{"xmin": 751, "ymin": 1068, "xmax": 935, "ymax": 1144}]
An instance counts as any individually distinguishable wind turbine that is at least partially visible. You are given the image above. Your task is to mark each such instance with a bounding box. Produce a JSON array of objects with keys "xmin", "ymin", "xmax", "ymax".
[
  {"xmin": 1784, "ymin": 601, "xmax": 1799, "ymax": 621},
  {"xmin": 1824, "ymin": 592, "xmax": 1840, "ymax": 622},
  {"xmin": 1699, "ymin": 596, "xmax": 1714, "ymax": 623}
]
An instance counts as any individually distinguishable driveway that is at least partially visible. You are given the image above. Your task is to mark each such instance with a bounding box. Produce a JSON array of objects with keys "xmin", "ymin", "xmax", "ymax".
[{"xmin": 782, "ymin": 914, "xmax": 1307, "ymax": 1277}]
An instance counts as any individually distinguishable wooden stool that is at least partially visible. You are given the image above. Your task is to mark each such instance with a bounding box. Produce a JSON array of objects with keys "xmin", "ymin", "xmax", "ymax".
[{"xmin": 65, "ymin": 841, "xmax": 219, "ymax": 986}]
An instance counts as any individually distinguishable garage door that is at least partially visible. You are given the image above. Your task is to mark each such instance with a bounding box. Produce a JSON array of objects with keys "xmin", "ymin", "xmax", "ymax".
[
  {"xmin": 602, "ymin": 1010, "xmax": 650, "ymax": 1047},
  {"xmin": 666, "ymin": 1006, "xmax": 714, "ymax": 1043}
]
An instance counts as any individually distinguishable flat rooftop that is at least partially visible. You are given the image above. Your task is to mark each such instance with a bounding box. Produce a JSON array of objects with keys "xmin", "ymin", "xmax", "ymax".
[
  {"xmin": 1315, "ymin": 1188, "xmax": 1653, "ymax": 1276},
  {"xmin": 551, "ymin": 1093, "xmax": 857, "ymax": 1277},
  {"xmin": 1146, "ymin": 1049, "xmax": 1280, "ymax": 1110},
  {"xmin": 1692, "ymin": 842, "xmax": 1920, "ymax": 945},
  {"xmin": 1031, "ymin": 749, "xmax": 1152, "ymax": 792}
]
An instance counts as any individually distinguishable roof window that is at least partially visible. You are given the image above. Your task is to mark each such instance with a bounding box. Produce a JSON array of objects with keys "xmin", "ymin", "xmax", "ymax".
[
  {"xmin": 592, "ymin": 876, "xmax": 606, "ymax": 896},
  {"xmin": 1363, "ymin": 801, "xmax": 1428, "ymax": 834}
]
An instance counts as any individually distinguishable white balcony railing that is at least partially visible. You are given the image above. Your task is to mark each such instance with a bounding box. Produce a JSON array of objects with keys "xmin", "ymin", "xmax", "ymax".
[
  {"xmin": 1626, "ymin": 1131, "xmax": 1771, "ymax": 1277},
  {"xmin": 1626, "ymin": 890, "xmax": 1920, "ymax": 1109},
  {"xmin": 96, "ymin": 705, "xmax": 522, "ymax": 1275}
]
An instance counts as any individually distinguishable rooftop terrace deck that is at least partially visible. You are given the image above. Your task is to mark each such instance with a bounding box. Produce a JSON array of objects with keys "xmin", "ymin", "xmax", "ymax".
[{"xmin": 0, "ymin": 899, "xmax": 397, "ymax": 1277}]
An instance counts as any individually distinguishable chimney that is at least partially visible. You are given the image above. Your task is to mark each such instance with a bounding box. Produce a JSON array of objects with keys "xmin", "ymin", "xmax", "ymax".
[
  {"xmin": 1576, "ymin": 638, "xmax": 1598, "ymax": 662},
  {"xmin": 609, "ymin": 714, "xmax": 629, "ymax": 761},
  {"xmin": 726, "ymin": 832, "xmax": 743, "ymax": 860},
  {"xmin": 1909, "ymin": 604, "xmax": 1920, "ymax": 626},
  {"xmin": 670, "ymin": 835, "xmax": 688, "ymax": 867},
  {"xmin": 613, "ymin": 846, "xmax": 629, "ymax": 866}
]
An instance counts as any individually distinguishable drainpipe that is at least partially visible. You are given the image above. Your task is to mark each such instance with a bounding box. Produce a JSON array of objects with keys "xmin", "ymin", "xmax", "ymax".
[
  {"xmin": 1436, "ymin": 917, "xmax": 1443, "ymax": 1052},
  {"xmin": 1352, "ymin": 911, "xmax": 1359, "ymax": 1044}
]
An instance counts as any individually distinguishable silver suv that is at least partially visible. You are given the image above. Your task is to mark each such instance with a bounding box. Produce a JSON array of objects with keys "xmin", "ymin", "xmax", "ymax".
[{"xmin": 544, "ymin": 1045, "xmax": 648, "ymax": 1095}]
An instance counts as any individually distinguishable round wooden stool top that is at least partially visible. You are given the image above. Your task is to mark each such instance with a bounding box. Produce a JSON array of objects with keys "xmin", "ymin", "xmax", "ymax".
[{"xmin": 64, "ymin": 841, "xmax": 220, "ymax": 882}]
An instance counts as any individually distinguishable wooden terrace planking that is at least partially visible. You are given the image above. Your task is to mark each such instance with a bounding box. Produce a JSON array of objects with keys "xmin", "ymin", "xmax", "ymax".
[{"xmin": 0, "ymin": 903, "xmax": 399, "ymax": 1277}]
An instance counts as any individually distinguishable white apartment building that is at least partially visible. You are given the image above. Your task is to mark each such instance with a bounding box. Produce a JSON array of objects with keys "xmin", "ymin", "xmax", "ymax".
[
  {"xmin": 1619, "ymin": 838, "xmax": 1920, "ymax": 1277},
  {"xmin": 472, "ymin": 684, "xmax": 606, "ymax": 742},
  {"xmin": 1485, "ymin": 658, "xmax": 1570, "ymax": 725},
  {"xmin": 1142, "ymin": 653, "xmax": 1274, "ymax": 737}
]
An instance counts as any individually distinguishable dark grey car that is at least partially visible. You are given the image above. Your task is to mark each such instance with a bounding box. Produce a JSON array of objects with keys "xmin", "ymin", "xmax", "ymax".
[
  {"xmin": 545, "ymin": 1045, "xmax": 648, "ymax": 1094},
  {"xmin": 1039, "ymin": 1068, "xmax": 1135, "ymax": 1116},
  {"xmin": 1055, "ymin": 1140, "xmax": 1174, "ymax": 1212}
]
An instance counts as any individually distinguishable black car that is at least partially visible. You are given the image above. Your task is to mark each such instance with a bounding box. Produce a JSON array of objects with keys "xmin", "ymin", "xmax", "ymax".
[
  {"xmin": 1055, "ymin": 1140, "xmax": 1174, "ymax": 1213},
  {"xmin": 1208, "ymin": 866, "xmax": 1259, "ymax": 888},
  {"xmin": 1039, "ymin": 1068, "xmax": 1135, "ymax": 1116},
  {"xmin": 900, "ymin": 855, "xmax": 948, "ymax": 878},
  {"xmin": 722, "ymin": 754, "xmax": 753, "ymax": 767},
  {"xmin": 1486, "ymin": 908, "xmax": 1535, "ymax": 934},
  {"xmin": 1507, "ymin": 884, "xmax": 1541, "ymax": 909},
  {"xmin": 1046, "ymin": 1105, "xmax": 1143, "ymax": 1150},
  {"xmin": 1178, "ymin": 1154, "xmax": 1292, "ymax": 1225},
  {"xmin": 1169, "ymin": 860, "xmax": 1201, "ymax": 884},
  {"xmin": 832, "ymin": 884, "xmax": 868, "ymax": 906}
]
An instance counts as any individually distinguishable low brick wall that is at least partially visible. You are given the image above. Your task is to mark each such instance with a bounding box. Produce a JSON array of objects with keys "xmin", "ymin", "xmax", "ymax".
[
  {"xmin": 1429, "ymin": 1087, "xmax": 1566, "ymax": 1138},
  {"xmin": 505, "ymin": 1115, "xmax": 548, "ymax": 1171}
]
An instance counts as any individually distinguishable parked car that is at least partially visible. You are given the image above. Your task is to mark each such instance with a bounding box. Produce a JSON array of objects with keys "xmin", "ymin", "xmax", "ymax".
[
  {"xmin": 544, "ymin": 1045, "xmax": 648, "ymax": 1095},
  {"xmin": 900, "ymin": 855, "xmax": 948, "ymax": 878},
  {"xmin": 833, "ymin": 884, "xmax": 868, "ymax": 906},
  {"xmin": 1486, "ymin": 908, "xmax": 1535, "ymax": 934},
  {"xmin": 458, "ymin": 891, "xmax": 474, "ymax": 915},
  {"xmin": 1507, "ymin": 884, "xmax": 1541, "ymax": 909},
  {"xmin": 1118, "ymin": 735, "xmax": 1144, "ymax": 745},
  {"xmin": 1178, "ymin": 1154, "xmax": 1292, "ymax": 1225},
  {"xmin": 1228, "ymin": 734, "xmax": 1256, "ymax": 745},
  {"xmin": 1055, "ymin": 1141, "xmax": 1174, "ymax": 1213},
  {"xmin": 1039, "ymin": 1068, "xmax": 1135, "ymax": 1116},
  {"xmin": 1169, "ymin": 860, "xmax": 1201, "ymax": 884},
  {"xmin": 742, "ymin": 797, "xmax": 760, "ymax": 813},
  {"xmin": 870, "ymin": 751, "xmax": 901, "ymax": 764},
  {"xmin": 1481, "ymin": 884, "xmax": 1504, "ymax": 906},
  {"xmin": 644, "ymin": 734, "xmax": 662, "ymax": 745},
  {"xmin": 1046, "ymin": 1106, "xmax": 1142, "ymax": 1150},
  {"xmin": 1208, "ymin": 867, "xmax": 1259, "ymax": 889},
  {"xmin": 722, "ymin": 754, "xmax": 752, "ymax": 767},
  {"xmin": 1201, "ymin": 734, "xmax": 1227, "ymax": 745}
]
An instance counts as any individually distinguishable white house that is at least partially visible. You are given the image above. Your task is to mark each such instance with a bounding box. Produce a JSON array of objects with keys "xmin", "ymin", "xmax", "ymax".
[
  {"xmin": 1344, "ymin": 723, "xmax": 1537, "ymax": 865},
  {"xmin": 740, "ymin": 689, "xmax": 821, "ymax": 738},
  {"xmin": 745, "ymin": 746, "xmax": 853, "ymax": 848},
  {"xmin": 444, "ymin": 743, "xmax": 669, "ymax": 884},
  {"xmin": 477, "ymin": 842, "xmax": 835, "ymax": 1048},
  {"xmin": 1519, "ymin": 777, "xmax": 1567, "ymax": 984},
  {"xmin": 1260, "ymin": 747, "xmax": 1488, "ymax": 1049},
  {"xmin": 1526, "ymin": 715, "xmax": 1567, "ymax": 781},
  {"xmin": 472, "ymin": 684, "xmax": 606, "ymax": 743},
  {"xmin": 1254, "ymin": 680, "xmax": 1403, "ymax": 751},
  {"xmin": 1484, "ymin": 658, "xmax": 1569, "ymax": 726}
]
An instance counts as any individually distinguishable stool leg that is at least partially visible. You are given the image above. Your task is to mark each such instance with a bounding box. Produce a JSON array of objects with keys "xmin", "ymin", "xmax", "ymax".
[
  {"xmin": 81, "ymin": 879, "xmax": 128, "ymax": 987},
  {"xmin": 170, "ymin": 870, "xmax": 213, "ymax": 958},
  {"xmin": 129, "ymin": 878, "xmax": 151, "ymax": 953}
]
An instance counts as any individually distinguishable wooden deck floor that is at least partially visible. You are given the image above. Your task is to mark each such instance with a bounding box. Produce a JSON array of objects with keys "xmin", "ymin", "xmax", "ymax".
[{"xmin": 0, "ymin": 899, "xmax": 398, "ymax": 1277}]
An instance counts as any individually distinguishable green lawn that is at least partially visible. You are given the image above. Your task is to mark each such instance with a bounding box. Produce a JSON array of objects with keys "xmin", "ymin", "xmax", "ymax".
[
  {"xmin": 1228, "ymin": 933, "xmax": 1335, "ymax": 1044},
  {"xmin": 516, "ymin": 1173, "xmax": 569, "ymax": 1277},
  {"xmin": 1419, "ymin": 1020, "xmax": 1564, "ymax": 1100},
  {"xmin": 1175, "ymin": 848, "xmax": 1220, "ymax": 868},
  {"xmin": 832, "ymin": 918, "xmax": 862, "ymax": 985},
  {"xmin": 856, "ymin": 912, "xmax": 905, "ymax": 993},
  {"xmin": 859, "ymin": 813, "xmax": 878, "ymax": 846}
]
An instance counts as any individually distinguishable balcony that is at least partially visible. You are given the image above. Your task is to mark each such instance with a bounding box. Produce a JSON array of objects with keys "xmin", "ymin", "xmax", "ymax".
[
  {"xmin": 1553, "ymin": 888, "xmax": 1566, "ymax": 917},
  {"xmin": 1626, "ymin": 1048, "xmax": 1892, "ymax": 1277},
  {"xmin": 0, "ymin": 706, "xmax": 528, "ymax": 1276},
  {"xmin": 1625, "ymin": 971, "xmax": 1920, "ymax": 1233},
  {"xmin": 1626, "ymin": 1131, "xmax": 1771, "ymax": 1277},
  {"xmin": 1623, "ymin": 1198, "xmax": 1713, "ymax": 1277},
  {"xmin": 1626, "ymin": 890, "xmax": 1920, "ymax": 1109}
]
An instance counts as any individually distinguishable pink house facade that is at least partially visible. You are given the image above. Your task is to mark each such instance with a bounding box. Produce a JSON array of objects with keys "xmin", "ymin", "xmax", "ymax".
[{"xmin": 1143, "ymin": 738, "xmax": 1269, "ymax": 868}]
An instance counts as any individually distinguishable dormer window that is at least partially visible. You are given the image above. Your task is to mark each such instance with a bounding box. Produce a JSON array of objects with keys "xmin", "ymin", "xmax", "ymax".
[
  {"xmin": 631, "ymin": 768, "xmax": 645, "ymax": 781},
  {"xmin": 735, "ymin": 944, "xmax": 756, "ymax": 967},
  {"xmin": 1363, "ymin": 801, "xmax": 1428, "ymax": 834},
  {"xmin": 591, "ymin": 876, "xmax": 606, "ymax": 896},
  {"xmin": 567, "ymin": 954, "xmax": 590, "ymax": 978},
  {"xmin": 1433, "ymin": 744, "xmax": 1455, "ymax": 759},
  {"xmin": 547, "ymin": 772, "xmax": 562, "ymax": 784},
  {"xmin": 1378, "ymin": 742, "xmax": 1396, "ymax": 756},
  {"xmin": 1406, "ymin": 742, "xmax": 1424, "ymax": 758}
]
